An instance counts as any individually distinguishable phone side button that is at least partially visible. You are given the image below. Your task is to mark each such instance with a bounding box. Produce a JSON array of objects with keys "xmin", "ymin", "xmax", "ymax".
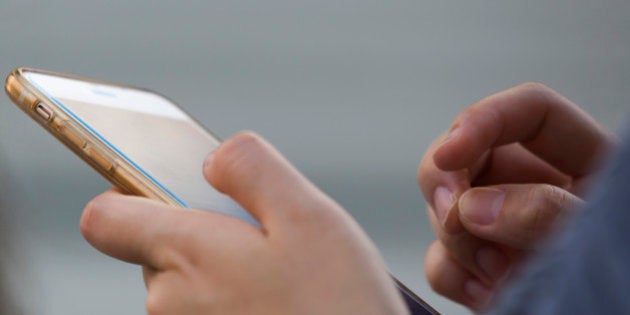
[
  {"xmin": 34, "ymin": 103, "xmax": 53, "ymax": 121},
  {"xmin": 56, "ymin": 121, "xmax": 87, "ymax": 149},
  {"xmin": 84, "ymin": 145, "xmax": 115, "ymax": 172}
]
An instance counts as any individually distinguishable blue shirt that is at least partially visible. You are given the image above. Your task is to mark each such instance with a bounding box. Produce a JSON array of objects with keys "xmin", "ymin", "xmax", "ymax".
[{"xmin": 487, "ymin": 123, "xmax": 630, "ymax": 315}]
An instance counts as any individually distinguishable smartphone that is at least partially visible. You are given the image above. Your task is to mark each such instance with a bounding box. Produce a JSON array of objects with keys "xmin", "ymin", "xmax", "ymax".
[
  {"xmin": 5, "ymin": 67, "xmax": 256, "ymax": 224},
  {"xmin": 5, "ymin": 67, "xmax": 439, "ymax": 315}
]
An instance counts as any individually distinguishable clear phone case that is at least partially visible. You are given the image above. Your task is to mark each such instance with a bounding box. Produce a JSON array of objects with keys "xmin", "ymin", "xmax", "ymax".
[{"xmin": 5, "ymin": 67, "xmax": 188, "ymax": 207}]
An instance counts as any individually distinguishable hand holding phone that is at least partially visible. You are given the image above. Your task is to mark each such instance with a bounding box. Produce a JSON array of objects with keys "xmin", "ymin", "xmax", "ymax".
[
  {"xmin": 6, "ymin": 68, "xmax": 438, "ymax": 314},
  {"xmin": 81, "ymin": 131, "xmax": 414, "ymax": 314}
]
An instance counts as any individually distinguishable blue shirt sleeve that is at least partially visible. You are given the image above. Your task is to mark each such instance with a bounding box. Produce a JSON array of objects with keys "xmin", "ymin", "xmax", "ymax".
[{"xmin": 486, "ymin": 121, "xmax": 630, "ymax": 315}]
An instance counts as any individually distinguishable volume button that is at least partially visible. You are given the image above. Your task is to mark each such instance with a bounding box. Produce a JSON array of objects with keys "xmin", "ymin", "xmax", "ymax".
[
  {"xmin": 55, "ymin": 120, "xmax": 87, "ymax": 149},
  {"xmin": 53, "ymin": 120, "xmax": 115, "ymax": 173},
  {"xmin": 83, "ymin": 144, "xmax": 115, "ymax": 172}
]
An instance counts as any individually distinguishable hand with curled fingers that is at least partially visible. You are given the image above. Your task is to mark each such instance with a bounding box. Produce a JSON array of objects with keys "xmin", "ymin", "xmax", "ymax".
[
  {"xmin": 418, "ymin": 83, "xmax": 617, "ymax": 311},
  {"xmin": 80, "ymin": 132, "xmax": 409, "ymax": 315}
]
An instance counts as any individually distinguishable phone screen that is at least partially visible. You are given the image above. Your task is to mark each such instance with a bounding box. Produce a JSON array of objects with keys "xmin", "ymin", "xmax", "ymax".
[{"xmin": 24, "ymin": 71, "xmax": 256, "ymax": 224}]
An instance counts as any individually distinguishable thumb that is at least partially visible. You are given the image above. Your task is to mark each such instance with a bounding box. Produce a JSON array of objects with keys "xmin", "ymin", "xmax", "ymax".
[
  {"xmin": 203, "ymin": 131, "xmax": 336, "ymax": 228},
  {"xmin": 458, "ymin": 184, "xmax": 583, "ymax": 249}
]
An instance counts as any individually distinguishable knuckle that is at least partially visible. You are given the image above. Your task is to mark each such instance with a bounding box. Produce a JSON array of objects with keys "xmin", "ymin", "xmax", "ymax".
[
  {"xmin": 517, "ymin": 81, "xmax": 553, "ymax": 96},
  {"xmin": 210, "ymin": 131, "xmax": 267, "ymax": 189},
  {"xmin": 426, "ymin": 275, "xmax": 444, "ymax": 296},
  {"xmin": 425, "ymin": 266, "xmax": 442, "ymax": 294},
  {"xmin": 216, "ymin": 131, "xmax": 265, "ymax": 167},
  {"xmin": 464, "ymin": 100, "xmax": 504, "ymax": 140},
  {"xmin": 426, "ymin": 270, "xmax": 452, "ymax": 300},
  {"xmin": 424, "ymin": 241, "xmax": 472, "ymax": 305},
  {"xmin": 145, "ymin": 293, "xmax": 166, "ymax": 315},
  {"xmin": 416, "ymin": 134, "xmax": 450, "ymax": 196},
  {"xmin": 424, "ymin": 242, "xmax": 447, "ymax": 293},
  {"xmin": 515, "ymin": 82, "xmax": 558, "ymax": 103},
  {"xmin": 417, "ymin": 154, "xmax": 432, "ymax": 187},
  {"xmin": 223, "ymin": 131, "xmax": 266, "ymax": 154}
]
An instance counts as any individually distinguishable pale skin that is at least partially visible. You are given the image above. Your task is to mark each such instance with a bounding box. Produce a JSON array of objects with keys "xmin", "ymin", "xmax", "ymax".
[
  {"xmin": 418, "ymin": 82, "xmax": 617, "ymax": 310},
  {"xmin": 81, "ymin": 82, "xmax": 616, "ymax": 314},
  {"xmin": 80, "ymin": 132, "xmax": 409, "ymax": 315}
]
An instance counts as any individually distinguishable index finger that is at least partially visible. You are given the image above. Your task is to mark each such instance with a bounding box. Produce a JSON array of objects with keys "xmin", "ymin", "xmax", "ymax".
[{"xmin": 435, "ymin": 82, "xmax": 616, "ymax": 178}]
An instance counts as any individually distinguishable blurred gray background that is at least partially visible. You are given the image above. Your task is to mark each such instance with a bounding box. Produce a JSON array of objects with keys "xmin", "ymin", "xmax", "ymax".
[{"xmin": 0, "ymin": 1, "xmax": 628, "ymax": 314}]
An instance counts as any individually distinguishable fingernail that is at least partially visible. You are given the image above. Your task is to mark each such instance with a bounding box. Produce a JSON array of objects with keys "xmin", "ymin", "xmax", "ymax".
[
  {"xmin": 459, "ymin": 188, "xmax": 505, "ymax": 225},
  {"xmin": 433, "ymin": 186, "xmax": 457, "ymax": 224},
  {"xmin": 476, "ymin": 246, "xmax": 510, "ymax": 281},
  {"xmin": 464, "ymin": 279, "xmax": 492, "ymax": 309}
]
